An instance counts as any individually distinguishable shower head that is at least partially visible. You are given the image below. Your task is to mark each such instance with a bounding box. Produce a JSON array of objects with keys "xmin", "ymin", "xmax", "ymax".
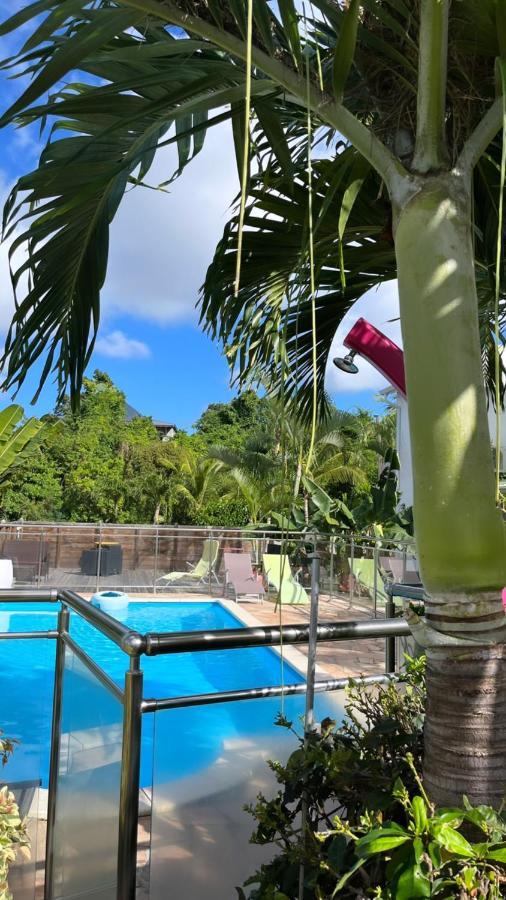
[{"xmin": 333, "ymin": 350, "xmax": 359, "ymax": 375}]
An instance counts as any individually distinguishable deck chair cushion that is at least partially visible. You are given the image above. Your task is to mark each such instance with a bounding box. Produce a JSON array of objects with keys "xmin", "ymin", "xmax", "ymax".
[{"xmin": 262, "ymin": 553, "xmax": 309, "ymax": 604}]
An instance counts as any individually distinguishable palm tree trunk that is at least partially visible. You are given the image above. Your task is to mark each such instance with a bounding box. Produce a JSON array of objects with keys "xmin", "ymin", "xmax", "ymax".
[{"xmin": 394, "ymin": 173, "xmax": 506, "ymax": 806}]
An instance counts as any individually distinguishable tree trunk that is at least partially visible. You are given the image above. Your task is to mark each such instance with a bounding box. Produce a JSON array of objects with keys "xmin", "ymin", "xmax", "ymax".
[{"xmin": 394, "ymin": 173, "xmax": 506, "ymax": 806}]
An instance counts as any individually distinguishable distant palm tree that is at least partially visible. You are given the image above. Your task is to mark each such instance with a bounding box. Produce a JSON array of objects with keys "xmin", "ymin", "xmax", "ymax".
[{"xmin": 0, "ymin": 406, "xmax": 47, "ymax": 482}]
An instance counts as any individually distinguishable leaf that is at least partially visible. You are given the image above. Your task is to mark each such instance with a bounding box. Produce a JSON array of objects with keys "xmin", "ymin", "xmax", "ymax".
[
  {"xmin": 301, "ymin": 474, "xmax": 332, "ymax": 516},
  {"xmin": 332, "ymin": 0, "xmax": 360, "ymax": 102},
  {"xmin": 487, "ymin": 845, "xmax": 506, "ymax": 862},
  {"xmin": 327, "ymin": 834, "xmax": 348, "ymax": 873},
  {"xmin": 0, "ymin": 7, "xmax": 142, "ymax": 127},
  {"xmin": 254, "ymin": 97, "xmax": 293, "ymax": 175},
  {"xmin": 331, "ymin": 856, "xmax": 365, "ymax": 897},
  {"xmin": 356, "ymin": 825, "xmax": 411, "ymax": 857},
  {"xmin": 0, "ymin": 406, "xmax": 23, "ymax": 444},
  {"xmin": 496, "ymin": 0, "xmax": 506, "ymax": 57},
  {"xmin": 433, "ymin": 824, "xmax": 475, "ymax": 858},
  {"xmin": 277, "ymin": 0, "xmax": 302, "ymax": 68},
  {"xmin": 435, "ymin": 808, "xmax": 464, "ymax": 827},
  {"xmin": 394, "ymin": 850, "xmax": 431, "ymax": 899},
  {"xmin": 338, "ymin": 154, "xmax": 370, "ymax": 243},
  {"xmin": 411, "ymin": 796, "xmax": 428, "ymax": 834}
]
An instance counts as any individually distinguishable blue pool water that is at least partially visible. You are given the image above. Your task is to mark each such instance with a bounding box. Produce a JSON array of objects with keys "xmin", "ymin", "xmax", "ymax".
[{"xmin": 0, "ymin": 601, "xmax": 339, "ymax": 788}]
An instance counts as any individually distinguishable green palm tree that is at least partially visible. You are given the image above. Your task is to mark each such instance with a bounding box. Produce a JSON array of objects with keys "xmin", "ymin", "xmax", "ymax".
[
  {"xmin": 2, "ymin": 0, "xmax": 506, "ymax": 807},
  {"xmin": 208, "ymin": 438, "xmax": 282, "ymax": 524},
  {"xmin": 0, "ymin": 406, "xmax": 47, "ymax": 482}
]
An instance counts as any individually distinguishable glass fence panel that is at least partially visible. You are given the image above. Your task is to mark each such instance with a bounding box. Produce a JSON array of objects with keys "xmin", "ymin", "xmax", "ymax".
[
  {"xmin": 0, "ymin": 631, "xmax": 55, "ymax": 900},
  {"xmin": 52, "ymin": 644, "xmax": 123, "ymax": 900},
  {"xmin": 149, "ymin": 687, "xmax": 343, "ymax": 899}
]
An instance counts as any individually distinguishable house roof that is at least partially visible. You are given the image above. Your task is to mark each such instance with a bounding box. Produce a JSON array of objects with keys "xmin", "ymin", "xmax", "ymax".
[
  {"xmin": 125, "ymin": 402, "xmax": 142, "ymax": 422},
  {"xmin": 126, "ymin": 403, "xmax": 176, "ymax": 431}
]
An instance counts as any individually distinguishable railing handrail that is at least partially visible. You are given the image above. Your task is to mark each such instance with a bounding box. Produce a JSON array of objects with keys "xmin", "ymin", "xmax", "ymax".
[
  {"xmin": 0, "ymin": 588, "xmax": 409, "ymax": 659},
  {"xmin": 0, "ymin": 519, "xmax": 417, "ymax": 547}
]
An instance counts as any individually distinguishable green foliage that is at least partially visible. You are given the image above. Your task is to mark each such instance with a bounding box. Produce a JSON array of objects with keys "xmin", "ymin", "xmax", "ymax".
[
  {"xmin": 240, "ymin": 658, "xmax": 506, "ymax": 898},
  {"xmin": 0, "ymin": 733, "xmax": 30, "ymax": 900},
  {"xmin": 352, "ymin": 447, "xmax": 413, "ymax": 537},
  {"xmin": 0, "ymin": 372, "xmax": 395, "ymax": 527},
  {"xmin": 0, "ymin": 449, "xmax": 63, "ymax": 521},
  {"xmin": 193, "ymin": 497, "xmax": 249, "ymax": 527},
  {"xmin": 194, "ymin": 391, "xmax": 269, "ymax": 449},
  {"xmin": 0, "ymin": 406, "xmax": 47, "ymax": 482}
]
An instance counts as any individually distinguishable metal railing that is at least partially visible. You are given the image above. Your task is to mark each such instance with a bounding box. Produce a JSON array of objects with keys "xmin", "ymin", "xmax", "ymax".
[
  {"xmin": 0, "ymin": 520, "xmax": 418, "ymax": 611},
  {"xmin": 0, "ymin": 586, "xmax": 412, "ymax": 899}
]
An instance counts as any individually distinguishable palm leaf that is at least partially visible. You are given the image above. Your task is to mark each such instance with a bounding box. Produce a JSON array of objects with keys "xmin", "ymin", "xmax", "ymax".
[
  {"xmin": 0, "ymin": 7, "xmax": 305, "ymax": 406},
  {"xmin": 200, "ymin": 148, "xmax": 395, "ymax": 421}
]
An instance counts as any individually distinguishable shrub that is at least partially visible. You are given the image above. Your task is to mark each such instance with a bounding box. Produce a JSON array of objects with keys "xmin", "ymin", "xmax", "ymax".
[
  {"xmin": 193, "ymin": 497, "xmax": 250, "ymax": 527},
  {"xmin": 0, "ymin": 733, "xmax": 30, "ymax": 900},
  {"xmin": 239, "ymin": 658, "xmax": 506, "ymax": 899}
]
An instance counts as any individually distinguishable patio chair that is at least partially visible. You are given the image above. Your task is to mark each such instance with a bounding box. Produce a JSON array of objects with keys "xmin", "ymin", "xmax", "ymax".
[
  {"xmin": 262, "ymin": 553, "xmax": 309, "ymax": 605},
  {"xmin": 157, "ymin": 538, "xmax": 220, "ymax": 585},
  {"xmin": 349, "ymin": 557, "xmax": 389, "ymax": 606},
  {"xmin": 379, "ymin": 555, "xmax": 421, "ymax": 585},
  {"xmin": 2, "ymin": 539, "xmax": 49, "ymax": 582},
  {"xmin": 223, "ymin": 552, "xmax": 265, "ymax": 603}
]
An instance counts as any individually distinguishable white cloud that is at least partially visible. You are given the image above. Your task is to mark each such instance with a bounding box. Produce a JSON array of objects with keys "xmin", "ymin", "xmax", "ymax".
[
  {"xmin": 325, "ymin": 280, "xmax": 402, "ymax": 394},
  {"xmin": 103, "ymin": 123, "xmax": 239, "ymax": 325},
  {"xmin": 95, "ymin": 330, "xmax": 151, "ymax": 360}
]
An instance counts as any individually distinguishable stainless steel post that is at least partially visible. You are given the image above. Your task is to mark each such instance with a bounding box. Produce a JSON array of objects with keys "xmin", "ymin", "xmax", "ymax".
[
  {"xmin": 208, "ymin": 528, "xmax": 212, "ymax": 596},
  {"xmin": 349, "ymin": 536, "xmax": 354, "ymax": 605},
  {"xmin": 385, "ymin": 595, "xmax": 396, "ymax": 673},
  {"xmin": 96, "ymin": 523, "xmax": 103, "ymax": 593},
  {"xmin": 373, "ymin": 542, "xmax": 379, "ymax": 619},
  {"xmin": 44, "ymin": 604, "xmax": 70, "ymax": 900},
  {"xmin": 117, "ymin": 657, "xmax": 143, "ymax": 899},
  {"xmin": 304, "ymin": 545, "xmax": 320, "ymax": 734},
  {"xmin": 153, "ymin": 527, "xmax": 159, "ymax": 594},
  {"xmin": 329, "ymin": 537, "xmax": 334, "ymax": 603},
  {"xmin": 36, "ymin": 529, "xmax": 43, "ymax": 588},
  {"xmin": 298, "ymin": 545, "xmax": 320, "ymax": 900}
]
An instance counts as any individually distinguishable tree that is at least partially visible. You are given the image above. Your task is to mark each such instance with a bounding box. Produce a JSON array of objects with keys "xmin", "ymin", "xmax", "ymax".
[
  {"xmin": 0, "ymin": 450, "xmax": 63, "ymax": 521},
  {"xmin": 1, "ymin": 0, "xmax": 506, "ymax": 807},
  {"xmin": 194, "ymin": 391, "xmax": 269, "ymax": 449},
  {"xmin": 0, "ymin": 405, "xmax": 50, "ymax": 514}
]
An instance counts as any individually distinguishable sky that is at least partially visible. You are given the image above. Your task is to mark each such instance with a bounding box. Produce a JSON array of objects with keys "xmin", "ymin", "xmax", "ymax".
[{"xmin": 0, "ymin": 5, "xmax": 402, "ymax": 431}]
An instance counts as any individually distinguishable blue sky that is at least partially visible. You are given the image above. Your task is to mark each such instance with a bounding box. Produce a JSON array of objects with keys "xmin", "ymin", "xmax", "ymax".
[{"xmin": 0, "ymin": 4, "xmax": 401, "ymax": 431}]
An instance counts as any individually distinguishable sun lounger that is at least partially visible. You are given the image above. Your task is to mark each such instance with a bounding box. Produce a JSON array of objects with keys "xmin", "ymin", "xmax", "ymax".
[
  {"xmin": 158, "ymin": 538, "xmax": 220, "ymax": 584},
  {"xmin": 262, "ymin": 553, "xmax": 309, "ymax": 605},
  {"xmin": 223, "ymin": 552, "xmax": 265, "ymax": 602},
  {"xmin": 379, "ymin": 555, "xmax": 421, "ymax": 585},
  {"xmin": 349, "ymin": 557, "xmax": 389, "ymax": 606}
]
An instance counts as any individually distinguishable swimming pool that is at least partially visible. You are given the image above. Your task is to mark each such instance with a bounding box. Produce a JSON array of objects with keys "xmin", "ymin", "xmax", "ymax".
[{"xmin": 0, "ymin": 601, "xmax": 340, "ymax": 789}]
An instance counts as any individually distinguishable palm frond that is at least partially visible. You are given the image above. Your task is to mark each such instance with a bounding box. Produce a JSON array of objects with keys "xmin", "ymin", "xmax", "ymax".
[{"xmin": 200, "ymin": 147, "xmax": 395, "ymax": 421}]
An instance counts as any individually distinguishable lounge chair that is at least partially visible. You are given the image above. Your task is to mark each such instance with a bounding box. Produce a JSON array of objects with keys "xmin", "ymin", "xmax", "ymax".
[
  {"xmin": 157, "ymin": 538, "xmax": 220, "ymax": 585},
  {"xmin": 262, "ymin": 553, "xmax": 309, "ymax": 605},
  {"xmin": 349, "ymin": 557, "xmax": 389, "ymax": 606},
  {"xmin": 2, "ymin": 539, "xmax": 49, "ymax": 582},
  {"xmin": 224, "ymin": 552, "xmax": 265, "ymax": 603},
  {"xmin": 379, "ymin": 555, "xmax": 421, "ymax": 585}
]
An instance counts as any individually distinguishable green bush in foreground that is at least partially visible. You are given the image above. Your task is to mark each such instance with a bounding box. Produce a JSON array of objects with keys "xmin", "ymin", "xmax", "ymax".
[
  {"xmin": 239, "ymin": 659, "xmax": 506, "ymax": 899},
  {"xmin": 0, "ymin": 733, "xmax": 30, "ymax": 900}
]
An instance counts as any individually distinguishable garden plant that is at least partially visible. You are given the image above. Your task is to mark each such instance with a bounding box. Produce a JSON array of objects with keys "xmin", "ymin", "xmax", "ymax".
[{"xmin": 240, "ymin": 659, "xmax": 506, "ymax": 899}]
